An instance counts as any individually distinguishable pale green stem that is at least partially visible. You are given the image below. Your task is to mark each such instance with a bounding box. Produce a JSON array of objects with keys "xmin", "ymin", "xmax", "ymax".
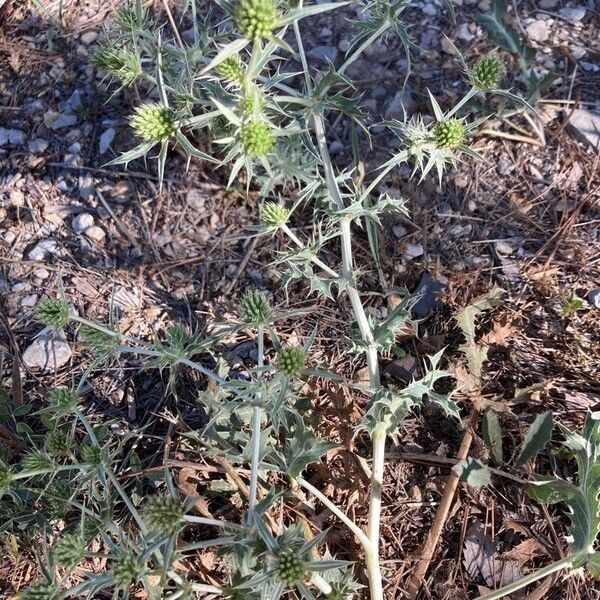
[
  {"xmin": 367, "ymin": 426, "xmax": 386, "ymax": 547},
  {"xmin": 273, "ymin": 95, "xmax": 314, "ymax": 107},
  {"xmin": 477, "ymin": 554, "xmax": 583, "ymax": 600},
  {"xmin": 311, "ymin": 573, "xmax": 333, "ymax": 595},
  {"xmin": 183, "ymin": 515, "xmax": 236, "ymax": 528},
  {"xmin": 247, "ymin": 324, "xmax": 265, "ymax": 521},
  {"xmin": 445, "ymin": 86, "xmax": 478, "ymax": 119},
  {"xmin": 13, "ymin": 464, "xmax": 90, "ymax": 480},
  {"xmin": 281, "ymin": 223, "xmax": 339, "ymax": 279}
]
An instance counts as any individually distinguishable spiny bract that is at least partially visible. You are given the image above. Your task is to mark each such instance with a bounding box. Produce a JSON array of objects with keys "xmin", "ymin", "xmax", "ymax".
[
  {"xmin": 22, "ymin": 451, "xmax": 53, "ymax": 472},
  {"xmin": 49, "ymin": 388, "xmax": 78, "ymax": 412},
  {"xmin": 45, "ymin": 430, "xmax": 72, "ymax": 456},
  {"xmin": 130, "ymin": 104, "xmax": 177, "ymax": 142},
  {"xmin": 433, "ymin": 118, "xmax": 465, "ymax": 149},
  {"xmin": 81, "ymin": 444, "xmax": 103, "ymax": 466},
  {"xmin": 240, "ymin": 291, "xmax": 273, "ymax": 325},
  {"xmin": 143, "ymin": 495, "xmax": 185, "ymax": 535},
  {"xmin": 20, "ymin": 583, "xmax": 62, "ymax": 600},
  {"xmin": 112, "ymin": 555, "xmax": 142, "ymax": 586},
  {"xmin": 34, "ymin": 298, "xmax": 70, "ymax": 329},
  {"xmin": 239, "ymin": 121, "xmax": 274, "ymax": 157},
  {"xmin": 53, "ymin": 534, "xmax": 85, "ymax": 568},
  {"xmin": 80, "ymin": 324, "xmax": 116, "ymax": 355},
  {"xmin": 275, "ymin": 551, "xmax": 306, "ymax": 585},
  {"xmin": 234, "ymin": 0, "xmax": 278, "ymax": 40},
  {"xmin": 469, "ymin": 52, "xmax": 504, "ymax": 91},
  {"xmin": 216, "ymin": 56, "xmax": 244, "ymax": 82},
  {"xmin": 91, "ymin": 41, "xmax": 142, "ymax": 85},
  {"xmin": 277, "ymin": 345, "xmax": 305, "ymax": 377},
  {"xmin": 260, "ymin": 202, "xmax": 288, "ymax": 229}
]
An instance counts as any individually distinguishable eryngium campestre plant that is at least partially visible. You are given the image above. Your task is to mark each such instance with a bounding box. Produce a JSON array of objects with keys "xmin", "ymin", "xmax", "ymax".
[
  {"xmin": 234, "ymin": 0, "xmax": 278, "ymax": 40},
  {"xmin": 240, "ymin": 291, "xmax": 273, "ymax": 325},
  {"xmin": 469, "ymin": 52, "xmax": 504, "ymax": 91},
  {"xmin": 433, "ymin": 118, "xmax": 465, "ymax": 149},
  {"xmin": 260, "ymin": 202, "xmax": 288, "ymax": 229},
  {"xmin": 112, "ymin": 555, "xmax": 143, "ymax": 586},
  {"xmin": 22, "ymin": 451, "xmax": 53, "ymax": 471},
  {"xmin": 216, "ymin": 55, "xmax": 244, "ymax": 82},
  {"xmin": 53, "ymin": 534, "xmax": 85, "ymax": 568},
  {"xmin": 81, "ymin": 444, "xmax": 103, "ymax": 466},
  {"xmin": 45, "ymin": 430, "xmax": 72, "ymax": 456},
  {"xmin": 20, "ymin": 583, "xmax": 62, "ymax": 600},
  {"xmin": 48, "ymin": 388, "xmax": 78, "ymax": 413},
  {"xmin": 0, "ymin": 462, "xmax": 12, "ymax": 494},
  {"xmin": 143, "ymin": 495, "xmax": 185, "ymax": 535},
  {"xmin": 34, "ymin": 298, "xmax": 70, "ymax": 329},
  {"xmin": 130, "ymin": 104, "xmax": 177, "ymax": 142},
  {"xmin": 91, "ymin": 40, "xmax": 142, "ymax": 85},
  {"xmin": 239, "ymin": 120, "xmax": 274, "ymax": 157},
  {"xmin": 277, "ymin": 345, "xmax": 305, "ymax": 377}
]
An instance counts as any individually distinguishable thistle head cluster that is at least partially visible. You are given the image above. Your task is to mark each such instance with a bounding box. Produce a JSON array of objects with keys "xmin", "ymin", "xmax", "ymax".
[
  {"xmin": 260, "ymin": 202, "xmax": 288, "ymax": 229},
  {"xmin": 20, "ymin": 583, "xmax": 61, "ymax": 600},
  {"xmin": 81, "ymin": 444, "xmax": 103, "ymax": 466},
  {"xmin": 130, "ymin": 104, "xmax": 177, "ymax": 142},
  {"xmin": 53, "ymin": 534, "xmax": 85, "ymax": 568},
  {"xmin": 34, "ymin": 298, "xmax": 70, "ymax": 329},
  {"xmin": 112, "ymin": 555, "xmax": 142, "ymax": 586},
  {"xmin": 114, "ymin": 5, "xmax": 150, "ymax": 30},
  {"xmin": 48, "ymin": 388, "xmax": 78, "ymax": 413},
  {"xmin": 277, "ymin": 345, "xmax": 305, "ymax": 377},
  {"xmin": 22, "ymin": 451, "xmax": 53, "ymax": 472},
  {"xmin": 432, "ymin": 118, "xmax": 465, "ymax": 150},
  {"xmin": 143, "ymin": 495, "xmax": 185, "ymax": 535},
  {"xmin": 216, "ymin": 56, "xmax": 244, "ymax": 82},
  {"xmin": 234, "ymin": 0, "xmax": 278, "ymax": 40},
  {"xmin": 469, "ymin": 52, "xmax": 504, "ymax": 91},
  {"xmin": 274, "ymin": 550, "xmax": 306, "ymax": 585},
  {"xmin": 240, "ymin": 90, "xmax": 266, "ymax": 116},
  {"xmin": 91, "ymin": 40, "xmax": 142, "ymax": 85},
  {"xmin": 45, "ymin": 429, "xmax": 72, "ymax": 456},
  {"xmin": 239, "ymin": 121, "xmax": 274, "ymax": 157},
  {"xmin": 240, "ymin": 291, "xmax": 273, "ymax": 325}
]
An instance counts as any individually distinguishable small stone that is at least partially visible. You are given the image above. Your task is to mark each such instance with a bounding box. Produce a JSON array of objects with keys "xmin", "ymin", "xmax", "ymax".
[
  {"xmin": 33, "ymin": 268, "xmax": 50, "ymax": 280},
  {"xmin": 405, "ymin": 243, "xmax": 424, "ymax": 259},
  {"xmin": 308, "ymin": 45, "xmax": 338, "ymax": 62},
  {"xmin": 71, "ymin": 212, "xmax": 94, "ymax": 233},
  {"xmin": 68, "ymin": 142, "xmax": 81, "ymax": 155},
  {"xmin": 441, "ymin": 36, "xmax": 458, "ymax": 55},
  {"xmin": 21, "ymin": 294, "xmax": 38, "ymax": 308},
  {"xmin": 10, "ymin": 190, "xmax": 25, "ymax": 207},
  {"xmin": 64, "ymin": 153, "xmax": 83, "ymax": 168},
  {"xmin": 497, "ymin": 158, "xmax": 514, "ymax": 175},
  {"xmin": 50, "ymin": 113, "xmax": 78, "ymax": 130},
  {"xmin": 559, "ymin": 6, "xmax": 586, "ymax": 22},
  {"xmin": 571, "ymin": 47, "xmax": 586, "ymax": 60},
  {"xmin": 495, "ymin": 240, "xmax": 514, "ymax": 255},
  {"xmin": 110, "ymin": 180, "xmax": 133, "ymax": 202},
  {"xmin": 28, "ymin": 239, "xmax": 58, "ymax": 261},
  {"xmin": 98, "ymin": 128, "xmax": 115, "ymax": 155},
  {"xmin": 526, "ymin": 20, "xmax": 550, "ymax": 43},
  {"xmin": 456, "ymin": 23, "xmax": 474, "ymax": 42},
  {"xmin": 329, "ymin": 140, "xmax": 343, "ymax": 154},
  {"xmin": 80, "ymin": 30, "xmax": 98, "ymax": 44},
  {"xmin": 23, "ymin": 330, "xmax": 72, "ymax": 371},
  {"xmin": 477, "ymin": 0, "xmax": 491, "ymax": 9},
  {"xmin": 78, "ymin": 175, "xmax": 95, "ymax": 200},
  {"xmin": 28, "ymin": 138, "xmax": 49, "ymax": 154},
  {"xmin": 587, "ymin": 288, "xmax": 600, "ymax": 309},
  {"xmin": 0, "ymin": 128, "xmax": 25, "ymax": 146},
  {"xmin": 319, "ymin": 27, "xmax": 333, "ymax": 40},
  {"xmin": 384, "ymin": 355, "xmax": 417, "ymax": 384},
  {"xmin": 85, "ymin": 226, "xmax": 106, "ymax": 242},
  {"xmin": 393, "ymin": 225, "xmax": 408, "ymax": 239},
  {"xmin": 412, "ymin": 272, "xmax": 447, "ymax": 318},
  {"xmin": 385, "ymin": 87, "xmax": 417, "ymax": 119},
  {"xmin": 421, "ymin": 3, "xmax": 437, "ymax": 15},
  {"xmin": 565, "ymin": 109, "xmax": 600, "ymax": 151}
]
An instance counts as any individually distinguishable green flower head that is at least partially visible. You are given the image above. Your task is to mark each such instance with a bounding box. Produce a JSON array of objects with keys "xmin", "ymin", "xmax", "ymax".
[
  {"xmin": 20, "ymin": 583, "xmax": 62, "ymax": 600},
  {"xmin": 0, "ymin": 462, "xmax": 12, "ymax": 495},
  {"xmin": 277, "ymin": 345, "xmax": 305, "ymax": 377},
  {"xmin": 433, "ymin": 118, "xmax": 465, "ymax": 150},
  {"xmin": 34, "ymin": 298, "xmax": 70, "ymax": 329},
  {"xmin": 81, "ymin": 444, "xmax": 103, "ymax": 466},
  {"xmin": 275, "ymin": 550, "xmax": 306, "ymax": 585},
  {"xmin": 143, "ymin": 495, "xmax": 185, "ymax": 535},
  {"xmin": 235, "ymin": 0, "xmax": 278, "ymax": 40},
  {"xmin": 240, "ymin": 90, "xmax": 266, "ymax": 116},
  {"xmin": 45, "ymin": 429, "xmax": 72, "ymax": 456},
  {"xmin": 22, "ymin": 451, "xmax": 53, "ymax": 472},
  {"xmin": 49, "ymin": 388, "xmax": 78, "ymax": 412},
  {"xmin": 239, "ymin": 120, "xmax": 274, "ymax": 157},
  {"xmin": 91, "ymin": 40, "xmax": 142, "ymax": 85},
  {"xmin": 469, "ymin": 52, "xmax": 504, "ymax": 91},
  {"xmin": 260, "ymin": 202, "xmax": 288, "ymax": 229},
  {"xmin": 130, "ymin": 104, "xmax": 177, "ymax": 142},
  {"xmin": 53, "ymin": 534, "xmax": 85, "ymax": 568},
  {"xmin": 216, "ymin": 56, "xmax": 244, "ymax": 82},
  {"xmin": 112, "ymin": 555, "xmax": 143, "ymax": 587},
  {"xmin": 240, "ymin": 291, "xmax": 273, "ymax": 325}
]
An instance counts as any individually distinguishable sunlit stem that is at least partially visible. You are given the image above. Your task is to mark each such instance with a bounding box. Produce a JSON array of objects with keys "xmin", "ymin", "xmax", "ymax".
[
  {"xmin": 445, "ymin": 86, "xmax": 478, "ymax": 119},
  {"xmin": 311, "ymin": 574, "xmax": 333, "ymax": 595},
  {"xmin": 247, "ymin": 324, "xmax": 265, "ymax": 522},
  {"xmin": 367, "ymin": 425, "xmax": 386, "ymax": 546}
]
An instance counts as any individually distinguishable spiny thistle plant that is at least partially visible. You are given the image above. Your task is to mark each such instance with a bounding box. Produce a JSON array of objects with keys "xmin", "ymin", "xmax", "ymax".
[{"xmin": 8, "ymin": 1, "xmax": 584, "ymax": 599}]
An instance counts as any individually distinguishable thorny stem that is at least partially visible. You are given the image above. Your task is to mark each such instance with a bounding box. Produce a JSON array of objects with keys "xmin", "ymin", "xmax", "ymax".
[
  {"xmin": 247, "ymin": 324, "xmax": 265, "ymax": 521},
  {"xmin": 311, "ymin": 573, "xmax": 333, "ymax": 595},
  {"xmin": 281, "ymin": 223, "xmax": 340, "ymax": 279}
]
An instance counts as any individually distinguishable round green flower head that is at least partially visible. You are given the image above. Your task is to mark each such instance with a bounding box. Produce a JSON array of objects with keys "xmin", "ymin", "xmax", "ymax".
[
  {"xmin": 130, "ymin": 104, "xmax": 177, "ymax": 142},
  {"xmin": 239, "ymin": 121, "xmax": 273, "ymax": 157},
  {"xmin": 49, "ymin": 388, "xmax": 78, "ymax": 412},
  {"xmin": 216, "ymin": 56, "xmax": 244, "ymax": 82},
  {"xmin": 45, "ymin": 430, "xmax": 72, "ymax": 456},
  {"xmin": 240, "ymin": 291, "xmax": 273, "ymax": 325},
  {"xmin": 20, "ymin": 583, "xmax": 62, "ymax": 600},
  {"xmin": 91, "ymin": 41, "xmax": 142, "ymax": 85},
  {"xmin": 53, "ymin": 534, "xmax": 85, "ymax": 568},
  {"xmin": 34, "ymin": 298, "xmax": 70, "ymax": 329},
  {"xmin": 275, "ymin": 550, "xmax": 306, "ymax": 585},
  {"xmin": 112, "ymin": 555, "xmax": 142, "ymax": 587},
  {"xmin": 235, "ymin": 0, "xmax": 278, "ymax": 40},
  {"xmin": 260, "ymin": 202, "xmax": 288, "ymax": 229},
  {"xmin": 277, "ymin": 345, "xmax": 305, "ymax": 377},
  {"xmin": 469, "ymin": 52, "xmax": 504, "ymax": 91},
  {"xmin": 143, "ymin": 495, "xmax": 185, "ymax": 535},
  {"xmin": 81, "ymin": 444, "xmax": 102, "ymax": 466},
  {"xmin": 240, "ymin": 91, "xmax": 266, "ymax": 115},
  {"xmin": 433, "ymin": 118, "xmax": 465, "ymax": 149},
  {"xmin": 0, "ymin": 462, "xmax": 12, "ymax": 494}
]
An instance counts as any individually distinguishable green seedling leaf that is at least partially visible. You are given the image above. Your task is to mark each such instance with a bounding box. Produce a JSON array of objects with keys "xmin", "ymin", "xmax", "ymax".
[
  {"xmin": 515, "ymin": 411, "xmax": 553, "ymax": 466},
  {"xmin": 526, "ymin": 411, "xmax": 600, "ymax": 557},
  {"xmin": 453, "ymin": 457, "xmax": 491, "ymax": 489},
  {"xmin": 482, "ymin": 411, "xmax": 503, "ymax": 464}
]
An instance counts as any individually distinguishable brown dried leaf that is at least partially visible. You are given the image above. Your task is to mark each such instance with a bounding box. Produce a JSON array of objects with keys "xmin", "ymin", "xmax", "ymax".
[
  {"xmin": 502, "ymin": 539, "xmax": 546, "ymax": 564},
  {"xmin": 481, "ymin": 320, "xmax": 515, "ymax": 347}
]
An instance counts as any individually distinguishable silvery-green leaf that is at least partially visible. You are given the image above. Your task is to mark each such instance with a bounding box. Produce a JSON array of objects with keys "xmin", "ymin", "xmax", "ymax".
[
  {"xmin": 482, "ymin": 411, "xmax": 503, "ymax": 464},
  {"xmin": 515, "ymin": 411, "xmax": 553, "ymax": 466},
  {"xmin": 453, "ymin": 457, "xmax": 491, "ymax": 489}
]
